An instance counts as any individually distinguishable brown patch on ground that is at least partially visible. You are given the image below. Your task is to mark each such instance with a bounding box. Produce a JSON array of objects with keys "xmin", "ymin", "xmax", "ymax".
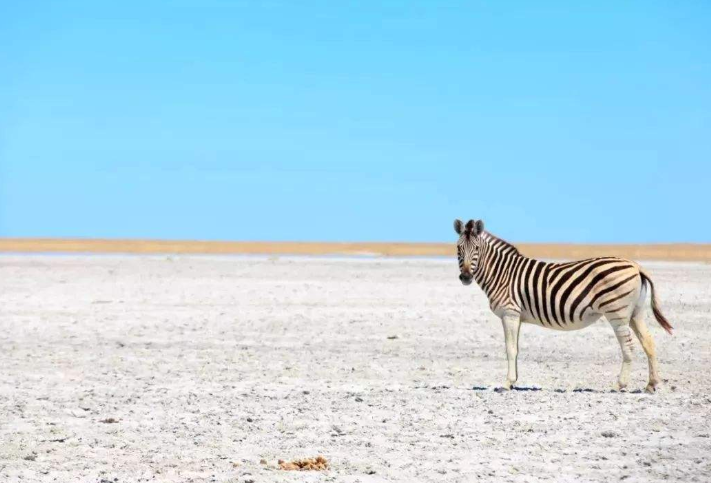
[
  {"xmin": 278, "ymin": 456, "xmax": 328, "ymax": 471},
  {"xmin": 1, "ymin": 238, "xmax": 711, "ymax": 261}
]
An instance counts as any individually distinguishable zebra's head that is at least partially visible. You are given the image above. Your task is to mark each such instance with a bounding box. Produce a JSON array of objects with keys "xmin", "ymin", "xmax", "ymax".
[{"xmin": 453, "ymin": 219, "xmax": 485, "ymax": 285}]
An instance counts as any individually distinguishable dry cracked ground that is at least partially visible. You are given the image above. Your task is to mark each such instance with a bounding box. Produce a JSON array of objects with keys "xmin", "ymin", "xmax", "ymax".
[{"xmin": 0, "ymin": 255, "xmax": 710, "ymax": 483}]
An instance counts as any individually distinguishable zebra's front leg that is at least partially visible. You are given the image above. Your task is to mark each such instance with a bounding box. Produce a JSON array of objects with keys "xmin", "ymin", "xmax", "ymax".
[{"xmin": 500, "ymin": 312, "xmax": 522, "ymax": 390}]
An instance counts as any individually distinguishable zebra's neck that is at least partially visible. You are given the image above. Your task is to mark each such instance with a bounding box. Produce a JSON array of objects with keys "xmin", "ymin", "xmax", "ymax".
[{"xmin": 473, "ymin": 232, "xmax": 527, "ymax": 298}]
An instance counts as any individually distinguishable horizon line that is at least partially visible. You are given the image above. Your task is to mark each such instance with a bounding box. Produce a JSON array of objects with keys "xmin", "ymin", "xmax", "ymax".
[{"xmin": 1, "ymin": 238, "xmax": 710, "ymax": 261}]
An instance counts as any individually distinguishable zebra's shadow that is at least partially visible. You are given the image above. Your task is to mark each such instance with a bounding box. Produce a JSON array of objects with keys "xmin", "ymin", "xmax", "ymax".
[{"xmin": 472, "ymin": 386, "xmax": 643, "ymax": 394}]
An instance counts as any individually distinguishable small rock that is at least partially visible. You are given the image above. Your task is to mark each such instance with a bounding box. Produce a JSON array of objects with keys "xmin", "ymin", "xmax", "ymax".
[
  {"xmin": 601, "ymin": 431, "xmax": 618, "ymax": 438},
  {"xmin": 23, "ymin": 454, "xmax": 37, "ymax": 461}
]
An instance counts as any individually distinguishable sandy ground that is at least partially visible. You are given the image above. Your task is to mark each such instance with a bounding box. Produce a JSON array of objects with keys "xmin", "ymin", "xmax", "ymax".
[
  {"xmin": 2, "ymin": 239, "xmax": 711, "ymax": 261},
  {"xmin": 0, "ymin": 255, "xmax": 709, "ymax": 483}
]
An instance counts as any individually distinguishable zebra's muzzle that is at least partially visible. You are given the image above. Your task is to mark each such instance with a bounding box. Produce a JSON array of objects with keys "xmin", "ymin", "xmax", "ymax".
[{"xmin": 459, "ymin": 273, "xmax": 473, "ymax": 285}]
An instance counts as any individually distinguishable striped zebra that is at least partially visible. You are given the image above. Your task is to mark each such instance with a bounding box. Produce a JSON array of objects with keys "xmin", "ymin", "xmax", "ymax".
[{"xmin": 453, "ymin": 219, "xmax": 673, "ymax": 393}]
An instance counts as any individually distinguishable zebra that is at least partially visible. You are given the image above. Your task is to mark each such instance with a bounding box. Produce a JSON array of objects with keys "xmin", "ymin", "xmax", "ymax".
[{"xmin": 453, "ymin": 218, "xmax": 673, "ymax": 393}]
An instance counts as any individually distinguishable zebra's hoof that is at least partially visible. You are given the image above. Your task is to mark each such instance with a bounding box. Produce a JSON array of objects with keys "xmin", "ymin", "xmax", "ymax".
[
  {"xmin": 645, "ymin": 383, "xmax": 657, "ymax": 394},
  {"xmin": 613, "ymin": 382, "xmax": 628, "ymax": 393}
]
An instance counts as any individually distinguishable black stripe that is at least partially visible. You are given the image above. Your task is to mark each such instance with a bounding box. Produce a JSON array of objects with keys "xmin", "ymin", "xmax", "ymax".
[
  {"xmin": 598, "ymin": 288, "xmax": 635, "ymax": 309},
  {"xmin": 531, "ymin": 261, "xmax": 544, "ymax": 322},
  {"xmin": 521, "ymin": 259, "xmax": 536, "ymax": 316},
  {"xmin": 605, "ymin": 304, "xmax": 630, "ymax": 313}
]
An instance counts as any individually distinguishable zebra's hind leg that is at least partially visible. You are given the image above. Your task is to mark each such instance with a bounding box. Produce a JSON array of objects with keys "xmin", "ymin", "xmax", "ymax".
[
  {"xmin": 630, "ymin": 312, "xmax": 660, "ymax": 393},
  {"xmin": 609, "ymin": 319, "xmax": 635, "ymax": 391}
]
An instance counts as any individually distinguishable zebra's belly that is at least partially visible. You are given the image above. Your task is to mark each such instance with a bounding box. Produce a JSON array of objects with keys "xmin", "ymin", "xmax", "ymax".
[{"xmin": 520, "ymin": 311, "xmax": 601, "ymax": 331}]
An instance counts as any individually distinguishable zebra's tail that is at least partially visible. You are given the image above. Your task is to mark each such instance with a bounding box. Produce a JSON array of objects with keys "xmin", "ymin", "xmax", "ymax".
[{"xmin": 640, "ymin": 269, "xmax": 673, "ymax": 335}]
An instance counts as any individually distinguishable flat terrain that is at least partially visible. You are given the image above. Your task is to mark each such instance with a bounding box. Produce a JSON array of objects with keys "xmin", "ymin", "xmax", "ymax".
[{"xmin": 0, "ymin": 256, "xmax": 709, "ymax": 482}]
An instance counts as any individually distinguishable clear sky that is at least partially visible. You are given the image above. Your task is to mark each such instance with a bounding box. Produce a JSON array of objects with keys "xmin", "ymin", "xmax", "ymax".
[{"xmin": 1, "ymin": 1, "xmax": 709, "ymax": 243}]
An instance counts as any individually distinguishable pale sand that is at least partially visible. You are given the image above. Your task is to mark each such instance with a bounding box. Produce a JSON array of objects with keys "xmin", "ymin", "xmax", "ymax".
[
  {"xmin": 0, "ymin": 255, "xmax": 709, "ymax": 482},
  {"xmin": 2, "ymin": 238, "xmax": 711, "ymax": 261}
]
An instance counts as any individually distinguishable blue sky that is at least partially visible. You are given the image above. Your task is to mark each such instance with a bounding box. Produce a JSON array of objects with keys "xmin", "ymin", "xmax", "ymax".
[{"xmin": 1, "ymin": 1, "xmax": 709, "ymax": 243}]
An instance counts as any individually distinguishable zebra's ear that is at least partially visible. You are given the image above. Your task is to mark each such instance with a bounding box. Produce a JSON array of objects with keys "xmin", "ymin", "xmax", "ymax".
[
  {"xmin": 475, "ymin": 220, "xmax": 485, "ymax": 236},
  {"xmin": 453, "ymin": 219, "xmax": 464, "ymax": 235}
]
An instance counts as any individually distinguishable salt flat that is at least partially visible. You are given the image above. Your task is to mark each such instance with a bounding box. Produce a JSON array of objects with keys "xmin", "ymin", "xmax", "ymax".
[{"xmin": 0, "ymin": 256, "xmax": 709, "ymax": 482}]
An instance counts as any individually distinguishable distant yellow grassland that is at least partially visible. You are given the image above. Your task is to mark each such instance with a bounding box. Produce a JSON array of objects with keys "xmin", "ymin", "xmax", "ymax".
[{"xmin": 0, "ymin": 238, "xmax": 710, "ymax": 261}]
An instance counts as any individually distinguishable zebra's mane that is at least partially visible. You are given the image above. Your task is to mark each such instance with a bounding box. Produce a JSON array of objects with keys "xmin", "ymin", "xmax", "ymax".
[{"xmin": 482, "ymin": 231, "xmax": 521, "ymax": 255}]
